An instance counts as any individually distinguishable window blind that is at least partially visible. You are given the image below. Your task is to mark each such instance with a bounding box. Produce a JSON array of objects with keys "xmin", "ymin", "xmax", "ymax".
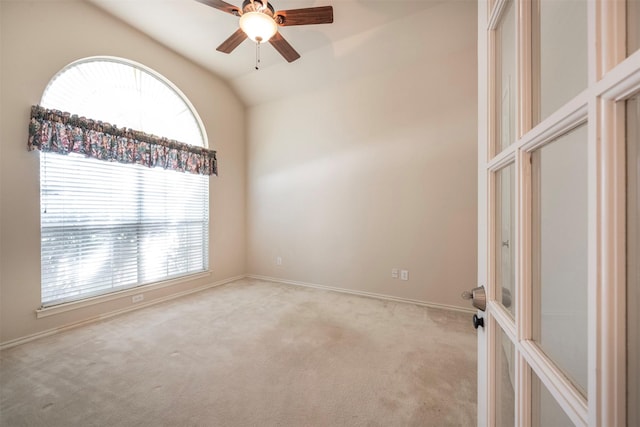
[{"xmin": 40, "ymin": 152, "xmax": 209, "ymax": 306}]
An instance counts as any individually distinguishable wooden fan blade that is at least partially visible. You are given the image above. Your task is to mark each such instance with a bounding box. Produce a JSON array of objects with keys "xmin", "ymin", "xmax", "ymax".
[
  {"xmin": 269, "ymin": 32, "xmax": 300, "ymax": 62},
  {"xmin": 274, "ymin": 6, "xmax": 333, "ymax": 26},
  {"xmin": 217, "ymin": 28, "xmax": 248, "ymax": 53},
  {"xmin": 196, "ymin": 0, "xmax": 240, "ymax": 16}
]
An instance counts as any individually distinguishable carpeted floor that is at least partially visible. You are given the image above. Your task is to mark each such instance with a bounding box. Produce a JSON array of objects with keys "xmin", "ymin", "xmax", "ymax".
[{"xmin": 0, "ymin": 279, "xmax": 477, "ymax": 426}]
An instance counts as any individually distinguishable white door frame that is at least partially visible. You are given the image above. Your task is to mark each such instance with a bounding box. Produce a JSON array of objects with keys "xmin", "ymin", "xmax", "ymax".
[{"xmin": 477, "ymin": 0, "xmax": 633, "ymax": 425}]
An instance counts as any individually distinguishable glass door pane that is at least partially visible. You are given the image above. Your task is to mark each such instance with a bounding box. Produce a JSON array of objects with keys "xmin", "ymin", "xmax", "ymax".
[
  {"xmin": 532, "ymin": 0, "xmax": 587, "ymax": 124},
  {"xmin": 496, "ymin": 164, "xmax": 515, "ymax": 317},
  {"xmin": 628, "ymin": 96, "xmax": 640, "ymax": 427},
  {"xmin": 629, "ymin": 0, "xmax": 640, "ymax": 55},
  {"xmin": 531, "ymin": 124, "xmax": 588, "ymax": 397},
  {"xmin": 495, "ymin": 328, "xmax": 515, "ymax": 427},
  {"xmin": 495, "ymin": 0, "xmax": 516, "ymax": 154},
  {"xmin": 531, "ymin": 371, "xmax": 574, "ymax": 427}
]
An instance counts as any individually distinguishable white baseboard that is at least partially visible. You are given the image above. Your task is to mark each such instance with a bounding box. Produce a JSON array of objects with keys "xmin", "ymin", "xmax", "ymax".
[
  {"xmin": 0, "ymin": 275, "xmax": 246, "ymax": 351},
  {"xmin": 2, "ymin": 274, "xmax": 474, "ymax": 350},
  {"xmin": 246, "ymin": 274, "xmax": 476, "ymax": 314}
]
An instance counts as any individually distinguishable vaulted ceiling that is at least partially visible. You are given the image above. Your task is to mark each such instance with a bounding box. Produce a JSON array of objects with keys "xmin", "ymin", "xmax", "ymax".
[{"xmin": 89, "ymin": 0, "xmax": 451, "ymax": 106}]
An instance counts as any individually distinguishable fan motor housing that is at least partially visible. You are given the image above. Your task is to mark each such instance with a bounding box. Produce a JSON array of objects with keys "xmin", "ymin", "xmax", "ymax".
[{"xmin": 242, "ymin": 0, "xmax": 274, "ymax": 16}]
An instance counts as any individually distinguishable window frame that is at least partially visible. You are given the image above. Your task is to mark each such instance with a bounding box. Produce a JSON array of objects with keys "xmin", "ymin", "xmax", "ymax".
[{"xmin": 36, "ymin": 56, "xmax": 212, "ymax": 311}]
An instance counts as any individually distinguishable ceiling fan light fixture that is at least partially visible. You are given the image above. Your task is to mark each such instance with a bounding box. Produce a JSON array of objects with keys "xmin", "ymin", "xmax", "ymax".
[{"xmin": 239, "ymin": 12, "xmax": 277, "ymax": 43}]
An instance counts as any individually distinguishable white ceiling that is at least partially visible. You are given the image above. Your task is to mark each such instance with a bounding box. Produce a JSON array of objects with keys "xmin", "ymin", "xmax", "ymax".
[{"xmin": 89, "ymin": 0, "xmax": 449, "ymax": 106}]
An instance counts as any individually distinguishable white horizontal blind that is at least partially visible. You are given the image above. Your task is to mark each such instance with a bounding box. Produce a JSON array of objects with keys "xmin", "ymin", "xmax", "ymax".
[
  {"xmin": 40, "ymin": 154, "xmax": 209, "ymax": 305},
  {"xmin": 39, "ymin": 57, "xmax": 209, "ymax": 306}
]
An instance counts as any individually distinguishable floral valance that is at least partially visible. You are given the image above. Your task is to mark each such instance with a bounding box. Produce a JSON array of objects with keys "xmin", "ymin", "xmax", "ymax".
[{"xmin": 28, "ymin": 105, "xmax": 217, "ymax": 176}]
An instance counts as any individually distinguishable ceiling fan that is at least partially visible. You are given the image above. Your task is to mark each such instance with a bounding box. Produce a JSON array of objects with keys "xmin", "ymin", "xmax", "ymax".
[{"xmin": 196, "ymin": 0, "xmax": 333, "ymax": 63}]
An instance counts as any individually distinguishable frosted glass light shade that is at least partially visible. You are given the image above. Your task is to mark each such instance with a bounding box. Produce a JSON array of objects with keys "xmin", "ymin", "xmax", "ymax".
[{"xmin": 239, "ymin": 12, "xmax": 278, "ymax": 43}]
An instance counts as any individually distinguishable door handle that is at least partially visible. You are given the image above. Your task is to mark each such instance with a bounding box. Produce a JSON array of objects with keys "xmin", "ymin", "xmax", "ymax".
[
  {"xmin": 461, "ymin": 286, "xmax": 486, "ymax": 311},
  {"xmin": 501, "ymin": 287, "xmax": 512, "ymax": 308}
]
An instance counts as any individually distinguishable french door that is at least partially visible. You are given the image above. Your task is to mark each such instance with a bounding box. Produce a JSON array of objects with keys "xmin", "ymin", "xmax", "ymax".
[{"xmin": 477, "ymin": 0, "xmax": 640, "ymax": 425}]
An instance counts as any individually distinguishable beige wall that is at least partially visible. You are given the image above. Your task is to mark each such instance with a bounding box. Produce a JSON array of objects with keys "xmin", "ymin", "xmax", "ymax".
[
  {"xmin": 0, "ymin": 1, "xmax": 246, "ymax": 344},
  {"xmin": 1, "ymin": 0, "xmax": 479, "ymax": 345},
  {"xmin": 246, "ymin": 2, "xmax": 478, "ymax": 309}
]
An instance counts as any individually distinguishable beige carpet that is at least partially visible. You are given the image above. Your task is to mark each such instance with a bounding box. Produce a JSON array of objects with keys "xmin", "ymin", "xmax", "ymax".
[{"xmin": 0, "ymin": 279, "xmax": 477, "ymax": 426}]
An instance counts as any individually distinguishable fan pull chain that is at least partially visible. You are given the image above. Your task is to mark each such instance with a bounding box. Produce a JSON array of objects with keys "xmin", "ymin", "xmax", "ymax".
[{"xmin": 255, "ymin": 41, "xmax": 261, "ymax": 70}]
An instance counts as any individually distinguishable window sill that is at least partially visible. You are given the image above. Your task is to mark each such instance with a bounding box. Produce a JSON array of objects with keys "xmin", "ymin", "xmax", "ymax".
[{"xmin": 35, "ymin": 271, "xmax": 212, "ymax": 319}]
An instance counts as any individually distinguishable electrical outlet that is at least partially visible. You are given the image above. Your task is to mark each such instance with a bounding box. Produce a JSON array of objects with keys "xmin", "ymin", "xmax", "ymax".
[
  {"xmin": 276, "ymin": 256, "xmax": 283, "ymax": 266},
  {"xmin": 391, "ymin": 268, "xmax": 399, "ymax": 278},
  {"xmin": 132, "ymin": 294, "xmax": 144, "ymax": 303},
  {"xmin": 400, "ymin": 270, "xmax": 409, "ymax": 281}
]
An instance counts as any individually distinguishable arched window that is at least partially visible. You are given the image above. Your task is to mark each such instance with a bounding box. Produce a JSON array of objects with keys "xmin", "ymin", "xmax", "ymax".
[{"xmin": 36, "ymin": 57, "xmax": 211, "ymax": 306}]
